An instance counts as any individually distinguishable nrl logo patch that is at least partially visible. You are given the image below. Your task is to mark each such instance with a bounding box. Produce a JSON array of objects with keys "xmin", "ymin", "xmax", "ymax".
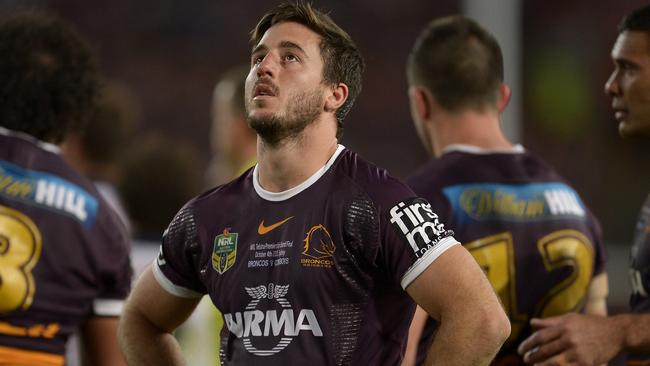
[{"xmin": 212, "ymin": 228, "xmax": 238, "ymax": 274}]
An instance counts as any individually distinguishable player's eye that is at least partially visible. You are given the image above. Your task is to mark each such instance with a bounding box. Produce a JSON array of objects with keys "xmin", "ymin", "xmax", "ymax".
[
  {"xmin": 252, "ymin": 55, "xmax": 265, "ymax": 66},
  {"xmin": 618, "ymin": 61, "xmax": 636, "ymax": 72},
  {"xmin": 283, "ymin": 53, "xmax": 299, "ymax": 63}
]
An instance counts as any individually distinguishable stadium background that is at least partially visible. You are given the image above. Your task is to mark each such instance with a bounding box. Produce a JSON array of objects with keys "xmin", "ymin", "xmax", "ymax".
[{"xmin": 1, "ymin": 0, "xmax": 649, "ymax": 363}]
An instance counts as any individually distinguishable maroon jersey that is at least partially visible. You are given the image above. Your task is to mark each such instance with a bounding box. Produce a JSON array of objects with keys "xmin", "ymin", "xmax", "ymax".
[
  {"xmin": 407, "ymin": 145, "xmax": 606, "ymax": 366},
  {"xmin": 155, "ymin": 145, "xmax": 458, "ymax": 365},
  {"xmin": 628, "ymin": 193, "xmax": 650, "ymax": 364},
  {"xmin": 0, "ymin": 127, "xmax": 131, "ymax": 365}
]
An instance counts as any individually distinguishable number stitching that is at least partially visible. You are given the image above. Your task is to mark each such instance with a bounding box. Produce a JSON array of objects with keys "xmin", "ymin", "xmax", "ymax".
[{"xmin": 465, "ymin": 229, "xmax": 594, "ymax": 347}]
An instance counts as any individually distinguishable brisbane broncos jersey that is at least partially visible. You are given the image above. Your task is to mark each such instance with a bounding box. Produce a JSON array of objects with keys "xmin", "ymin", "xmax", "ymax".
[
  {"xmin": 154, "ymin": 145, "xmax": 459, "ymax": 365},
  {"xmin": 407, "ymin": 145, "xmax": 606, "ymax": 366},
  {"xmin": 628, "ymin": 193, "xmax": 650, "ymax": 364},
  {"xmin": 0, "ymin": 127, "xmax": 131, "ymax": 366}
]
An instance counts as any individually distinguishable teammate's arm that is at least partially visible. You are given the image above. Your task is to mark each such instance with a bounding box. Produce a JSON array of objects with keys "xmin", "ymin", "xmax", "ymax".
[
  {"xmin": 118, "ymin": 266, "xmax": 201, "ymax": 366},
  {"xmin": 79, "ymin": 317, "xmax": 126, "ymax": 366},
  {"xmin": 406, "ymin": 244, "xmax": 510, "ymax": 365},
  {"xmin": 518, "ymin": 312, "xmax": 650, "ymax": 365},
  {"xmin": 401, "ymin": 306, "xmax": 428, "ymax": 366},
  {"xmin": 583, "ymin": 272, "xmax": 609, "ymax": 315}
]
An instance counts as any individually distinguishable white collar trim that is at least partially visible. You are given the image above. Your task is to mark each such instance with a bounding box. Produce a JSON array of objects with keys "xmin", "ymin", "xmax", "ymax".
[
  {"xmin": 442, "ymin": 143, "xmax": 525, "ymax": 155},
  {"xmin": 0, "ymin": 126, "xmax": 61, "ymax": 154},
  {"xmin": 253, "ymin": 144, "xmax": 345, "ymax": 202}
]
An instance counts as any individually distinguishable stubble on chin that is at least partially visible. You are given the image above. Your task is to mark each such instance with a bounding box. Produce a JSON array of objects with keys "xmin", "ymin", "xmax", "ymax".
[{"xmin": 247, "ymin": 89, "xmax": 323, "ymax": 146}]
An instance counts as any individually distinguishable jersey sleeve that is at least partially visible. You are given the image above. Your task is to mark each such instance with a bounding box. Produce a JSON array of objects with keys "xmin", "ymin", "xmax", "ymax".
[
  {"xmin": 91, "ymin": 202, "xmax": 133, "ymax": 317},
  {"xmin": 364, "ymin": 177, "xmax": 459, "ymax": 290},
  {"xmin": 152, "ymin": 202, "xmax": 206, "ymax": 298}
]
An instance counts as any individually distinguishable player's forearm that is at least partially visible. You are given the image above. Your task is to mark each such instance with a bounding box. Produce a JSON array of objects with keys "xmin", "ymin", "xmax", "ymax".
[
  {"xmin": 424, "ymin": 307, "xmax": 510, "ymax": 365},
  {"xmin": 118, "ymin": 305, "xmax": 186, "ymax": 366},
  {"xmin": 616, "ymin": 313, "xmax": 650, "ymax": 352}
]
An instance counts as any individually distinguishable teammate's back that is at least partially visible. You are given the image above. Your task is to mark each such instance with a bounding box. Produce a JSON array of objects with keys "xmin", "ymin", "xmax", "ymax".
[
  {"xmin": 0, "ymin": 11, "xmax": 131, "ymax": 366},
  {"xmin": 402, "ymin": 15, "xmax": 607, "ymax": 365},
  {"xmin": 407, "ymin": 147, "xmax": 606, "ymax": 363}
]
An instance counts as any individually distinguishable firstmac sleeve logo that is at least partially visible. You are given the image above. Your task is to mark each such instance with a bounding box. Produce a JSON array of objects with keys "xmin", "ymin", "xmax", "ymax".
[{"xmin": 389, "ymin": 197, "xmax": 452, "ymax": 258}]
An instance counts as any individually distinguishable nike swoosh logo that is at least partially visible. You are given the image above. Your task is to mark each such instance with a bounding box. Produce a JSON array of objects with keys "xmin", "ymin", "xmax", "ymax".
[{"xmin": 258, "ymin": 216, "xmax": 294, "ymax": 235}]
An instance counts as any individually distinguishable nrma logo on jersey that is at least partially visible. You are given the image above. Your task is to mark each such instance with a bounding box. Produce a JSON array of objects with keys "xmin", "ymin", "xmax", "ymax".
[
  {"xmin": 443, "ymin": 182, "xmax": 586, "ymax": 223},
  {"xmin": 224, "ymin": 283, "xmax": 323, "ymax": 356},
  {"xmin": 389, "ymin": 197, "xmax": 450, "ymax": 258},
  {"xmin": 0, "ymin": 160, "xmax": 97, "ymax": 226}
]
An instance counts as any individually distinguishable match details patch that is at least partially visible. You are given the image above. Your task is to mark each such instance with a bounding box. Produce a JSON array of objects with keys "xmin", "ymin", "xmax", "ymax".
[
  {"xmin": 212, "ymin": 228, "xmax": 238, "ymax": 274},
  {"xmin": 389, "ymin": 197, "xmax": 452, "ymax": 259}
]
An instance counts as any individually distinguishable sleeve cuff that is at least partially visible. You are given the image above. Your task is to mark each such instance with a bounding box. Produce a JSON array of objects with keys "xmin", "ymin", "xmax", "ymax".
[
  {"xmin": 152, "ymin": 260, "xmax": 204, "ymax": 298},
  {"xmin": 400, "ymin": 236, "xmax": 460, "ymax": 290},
  {"xmin": 92, "ymin": 299, "xmax": 124, "ymax": 316}
]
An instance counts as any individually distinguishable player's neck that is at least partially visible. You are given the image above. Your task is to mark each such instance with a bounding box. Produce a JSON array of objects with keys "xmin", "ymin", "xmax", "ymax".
[
  {"xmin": 256, "ymin": 117, "xmax": 338, "ymax": 192},
  {"xmin": 432, "ymin": 110, "xmax": 513, "ymax": 157}
]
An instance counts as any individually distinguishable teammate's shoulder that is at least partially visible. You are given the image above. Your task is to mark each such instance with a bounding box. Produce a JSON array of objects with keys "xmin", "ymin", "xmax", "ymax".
[{"xmin": 406, "ymin": 158, "xmax": 452, "ymax": 193}]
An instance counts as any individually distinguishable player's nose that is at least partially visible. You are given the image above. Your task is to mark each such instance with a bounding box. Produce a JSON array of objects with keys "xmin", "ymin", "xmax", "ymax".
[
  {"xmin": 255, "ymin": 53, "xmax": 278, "ymax": 79},
  {"xmin": 604, "ymin": 70, "xmax": 621, "ymax": 96}
]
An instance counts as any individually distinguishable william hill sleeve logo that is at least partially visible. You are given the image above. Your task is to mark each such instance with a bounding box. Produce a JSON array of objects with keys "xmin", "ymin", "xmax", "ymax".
[
  {"xmin": 0, "ymin": 160, "xmax": 98, "ymax": 226},
  {"xmin": 389, "ymin": 197, "xmax": 451, "ymax": 258},
  {"xmin": 212, "ymin": 228, "xmax": 238, "ymax": 274},
  {"xmin": 443, "ymin": 182, "xmax": 587, "ymax": 223}
]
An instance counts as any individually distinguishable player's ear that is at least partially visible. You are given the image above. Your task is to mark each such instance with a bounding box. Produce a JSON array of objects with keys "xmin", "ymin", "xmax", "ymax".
[
  {"xmin": 497, "ymin": 82, "xmax": 511, "ymax": 113},
  {"xmin": 408, "ymin": 85, "xmax": 431, "ymax": 121},
  {"xmin": 324, "ymin": 82, "xmax": 348, "ymax": 112}
]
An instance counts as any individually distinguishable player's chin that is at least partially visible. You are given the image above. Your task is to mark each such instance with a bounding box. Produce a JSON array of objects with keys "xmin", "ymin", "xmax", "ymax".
[{"xmin": 619, "ymin": 120, "xmax": 650, "ymax": 138}]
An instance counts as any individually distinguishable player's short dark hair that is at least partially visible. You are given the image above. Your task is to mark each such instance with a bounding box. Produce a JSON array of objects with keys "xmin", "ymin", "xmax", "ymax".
[
  {"xmin": 619, "ymin": 5, "xmax": 650, "ymax": 34},
  {"xmin": 0, "ymin": 10, "xmax": 99, "ymax": 143},
  {"xmin": 250, "ymin": 1, "xmax": 364, "ymax": 138},
  {"xmin": 81, "ymin": 84, "xmax": 137, "ymax": 164},
  {"xmin": 407, "ymin": 15, "xmax": 503, "ymax": 112}
]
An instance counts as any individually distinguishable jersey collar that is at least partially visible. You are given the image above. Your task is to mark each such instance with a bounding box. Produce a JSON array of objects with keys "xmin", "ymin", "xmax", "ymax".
[
  {"xmin": 442, "ymin": 143, "xmax": 525, "ymax": 155},
  {"xmin": 0, "ymin": 126, "xmax": 61, "ymax": 154},
  {"xmin": 253, "ymin": 144, "xmax": 345, "ymax": 202}
]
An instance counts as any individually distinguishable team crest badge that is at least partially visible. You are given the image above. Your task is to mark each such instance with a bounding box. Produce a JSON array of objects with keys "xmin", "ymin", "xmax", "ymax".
[{"xmin": 212, "ymin": 228, "xmax": 238, "ymax": 274}]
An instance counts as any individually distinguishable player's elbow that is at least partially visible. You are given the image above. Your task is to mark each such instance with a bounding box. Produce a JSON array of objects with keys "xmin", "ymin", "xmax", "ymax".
[{"xmin": 478, "ymin": 302, "xmax": 511, "ymax": 351}]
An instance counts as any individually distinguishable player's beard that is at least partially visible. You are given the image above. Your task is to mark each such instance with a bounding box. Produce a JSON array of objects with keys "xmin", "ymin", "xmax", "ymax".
[{"xmin": 248, "ymin": 87, "xmax": 323, "ymax": 146}]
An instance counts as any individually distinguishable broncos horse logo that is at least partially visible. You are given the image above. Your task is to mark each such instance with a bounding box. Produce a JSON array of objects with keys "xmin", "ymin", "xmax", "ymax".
[{"xmin": 302, "ymin": 224, "xmax": 336, "ymax": 259}]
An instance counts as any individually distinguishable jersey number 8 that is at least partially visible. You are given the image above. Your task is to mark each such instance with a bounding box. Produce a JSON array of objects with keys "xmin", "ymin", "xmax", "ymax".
[{"xmin": 0, "ymin": 205, "xmax": 42, "ymax": 313}]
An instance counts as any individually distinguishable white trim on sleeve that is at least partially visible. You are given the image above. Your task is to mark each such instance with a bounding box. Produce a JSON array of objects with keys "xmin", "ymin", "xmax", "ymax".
[
  {"xmin": 92, "ymin": 299, "xmax": 124, "ymax": 316},
  {"xmin": 400, "ymin": 236, "xmax": 460, "ymax": 290},
  {"xmin": 152, "ymin": 259, "xmax": 203, "ymax": 298}
]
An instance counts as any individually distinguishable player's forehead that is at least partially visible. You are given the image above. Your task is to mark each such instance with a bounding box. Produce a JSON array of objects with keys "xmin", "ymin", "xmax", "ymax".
[
  {"xmin": 611, "ymin": 30, "xmax": 650, "ymax": 63},
  {"xmin": 252, "ymin": 21, "xmax": 322, "ymax": 58}
]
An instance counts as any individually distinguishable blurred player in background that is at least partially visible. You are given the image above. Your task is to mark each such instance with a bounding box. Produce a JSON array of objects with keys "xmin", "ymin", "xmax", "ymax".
[
  {"xmin": 0, "ymin": 11, "xmax": 130, "ymax": 366},
  {"xmin": 519, "ymin": 5, "xmax": 650, "ymax": 365},
  {"xmin": 205, "ymin": 65, "xmax": 257, "ymax": 187},
  {"xmin": 118, "ymin": 2, "xmax": 509, "ymax": 365},
  {"xmin": 186, "ymin": 65, "xmax": 257, "ymax": 365},
  {"xmin": 402, "ymin": 15, "xmax": 607, "ymax": 365},
  {"xmin": 61, "ymin": 82, "xmax": 138, "ymax": 233}
]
